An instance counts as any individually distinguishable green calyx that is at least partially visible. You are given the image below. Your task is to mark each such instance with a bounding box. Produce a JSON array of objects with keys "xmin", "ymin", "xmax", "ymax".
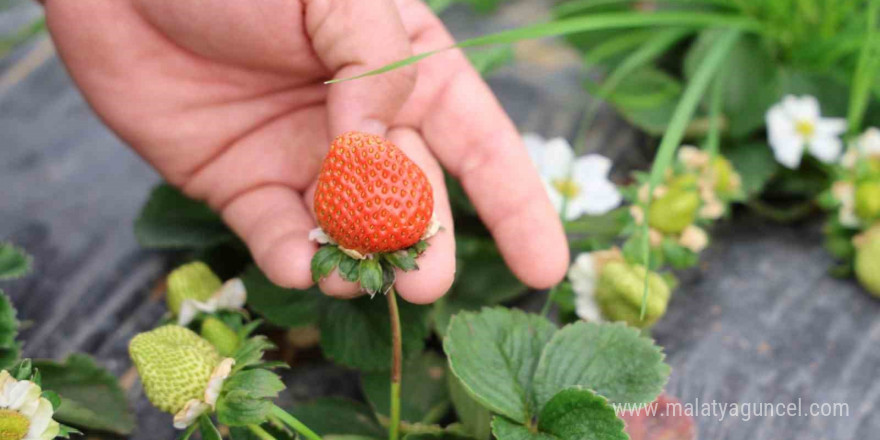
[
  {"xmin": 855, "ymin": 181, "xmax": 880, "ymax": 222},
  {"xmin": 855, "ymin": 232, "xmax": 880, "ymax": 298},
  {"xmin": 0, "ymin": 409, "xmax": 29, "ymax": 440},
  {"xmin": 595, "ymin": 262, "xmax": 671, "ymax": 329},
  {"xmin": 648, "ymin": 188, "xmax": 701, "ymax": 235},
  {"xmin": 129, "ymin": 326, "xmax": 221, "ymax": 414},
  {"xmin": 167, "ymin": 262, "xmax": 222, "ymax": 315},
  {"xmin": 200, "ymin": 317, "xmax": 240, "ymax": 357},
  {"xmin": 310, "ymin": 240, "xmax": 429, "ymax": 295}
]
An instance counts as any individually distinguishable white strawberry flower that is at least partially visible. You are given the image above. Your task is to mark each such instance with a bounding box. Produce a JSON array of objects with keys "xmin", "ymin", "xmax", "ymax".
[
  {"xmin": 568, "ymin": 253, "xmax": 603, "ymax": 323},
  {"xmin": 524, "ymin": 134, "xmax": 622, "ymax": 221},
  {"xmin": 0, "ymin": 371, "xmax": 59, "ymax": 440},
  {"xmin": 178, "ymin": 278, "xmax": 247, "ymax": 326},
  {"xmin": 765, "ymin": 95, "xmax": 846, "ymax": 169},
  {"xmin": 844, "ymin": 127, "xmax": 880, "ymax": 168}
]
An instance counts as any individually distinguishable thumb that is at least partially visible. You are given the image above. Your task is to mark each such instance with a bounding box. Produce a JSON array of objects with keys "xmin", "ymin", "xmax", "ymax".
[{"xmin": 305, "ymin": 0, "xmax": 416, "ymax": 136}]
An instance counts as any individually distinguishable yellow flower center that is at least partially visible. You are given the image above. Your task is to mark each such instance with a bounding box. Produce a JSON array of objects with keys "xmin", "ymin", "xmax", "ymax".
[
  {"xmin": 552, "ymin": 178, "xmax": 581, "ymax": 199},
  {"xmin": 795, "ymin": 120, "xmax": 815, "ymax": 138},
  {"xmin": 0, "ymin": 409, "xmax": 29, "ymax": 440}
]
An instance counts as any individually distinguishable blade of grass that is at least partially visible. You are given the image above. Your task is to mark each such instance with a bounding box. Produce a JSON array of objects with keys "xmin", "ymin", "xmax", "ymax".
[
  {"xmin": 327, "ymin": 12, "xmax": 761, "ymax": 83},
  {"xmin": 846, "ymin": 0, "xmax": 880, "ymax": 134},
  {"xmin": 638, "ymin": 29, "xmax": 741, "ymax": 319}
]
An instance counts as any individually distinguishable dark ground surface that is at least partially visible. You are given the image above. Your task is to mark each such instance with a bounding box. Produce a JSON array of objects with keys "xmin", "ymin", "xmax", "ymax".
[{"xmin": 1, "ymin": 2, "xmax": 879, "ymax": 439}]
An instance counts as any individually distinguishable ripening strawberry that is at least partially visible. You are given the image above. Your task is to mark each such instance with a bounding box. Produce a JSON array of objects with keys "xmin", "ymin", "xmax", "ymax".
[{"xmin": 313, "ymin": 132, "xmax": 434, "ymax": 255}]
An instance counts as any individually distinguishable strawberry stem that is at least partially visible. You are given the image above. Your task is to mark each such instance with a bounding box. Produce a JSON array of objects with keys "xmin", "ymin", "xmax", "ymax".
[
  {"xmin": 270, "ymin": 405, "xmax": 322, "ymax": 440},
  {"xmin": 387, "ymin": 286, "xmax": 402, "ymax": 440}
]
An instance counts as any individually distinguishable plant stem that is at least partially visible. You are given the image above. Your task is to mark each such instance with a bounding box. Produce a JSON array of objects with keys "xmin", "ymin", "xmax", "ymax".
[
  {"xmin": 386, "ymin": 287, "xmax": 403, "ymax": 440},
  {"xmin": 540, "ymin": 284, "xmax": 557, "ymax": 318},
  {"xmin": 270, "ymin": 405, "xmax": 322, "ymax": 440},
  {"xmin": 247, "ymin": 425, "xmax": 277, "ymax": 440}
]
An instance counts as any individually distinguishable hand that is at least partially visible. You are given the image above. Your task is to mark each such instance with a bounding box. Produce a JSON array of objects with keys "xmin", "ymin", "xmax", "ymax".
[{"xmin": 44, "ymin": 0, "xmax": 569, "ymax": 303}]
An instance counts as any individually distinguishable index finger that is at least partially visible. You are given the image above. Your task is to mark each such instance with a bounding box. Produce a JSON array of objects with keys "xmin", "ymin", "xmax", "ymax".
[{"xmin": 395, "ymin": 1, "xmax": 569, "ymax": 289}]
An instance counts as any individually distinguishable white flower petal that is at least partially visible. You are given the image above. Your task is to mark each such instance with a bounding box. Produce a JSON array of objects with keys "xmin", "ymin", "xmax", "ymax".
[
  {"xmin": 24, "ymin": 398, "xmax": 53, "ymax": 440},
  {"xmin": 572, "ymin": 154, "xmax": 613, "ymax": 180},
  {"xmin": 809, "ymin": 136, "xmax": 843, "ymax": 164},
  {"xmin": 815, "ymin": 118, "xmax": 847, "ymax": 137},
  {"xmin": 6, "ymin": 380, "xmax": 40, "ymax": 412},
  {"xmin": 173, "ymin": 400, "xmax": 210, "ymax": 429},
  {"xmin": 541, "ymin": 179, "xmax": 565, "ymax": 215},
  {"xmin": 308, "ymin": 228, "xmax": 335, "ymax": 245},
  {"xmin": 540, "ymin": 138, "xmax": 575, "ymax": 180},
  {"xmin": 858, "ymin": 127, "xmax": 880, "ymax": 156},
  {"xmin": 204, "ymin": 358, "xmax": 235, "ymax": 407},
  {"xmin": 421, "ymin": 214, "xmax": 442, "ymax": 240},
  {"xmin": 177, "ymin": 299, "xmax": 204, "ymax": 326},
  {"xmin": 214, "ymin": 278, "xmax": 247, "ymax": 310},
  {"xmin": 571, "ymin": 181, "xmax": 622, "ymax": 216},
  {"xmin": 770, "ymin": 134, "xmax": 805, "ymax": 169},
  {"xmin": 782, "ymin": 95, "xmax": 819, "ymax": 122}
]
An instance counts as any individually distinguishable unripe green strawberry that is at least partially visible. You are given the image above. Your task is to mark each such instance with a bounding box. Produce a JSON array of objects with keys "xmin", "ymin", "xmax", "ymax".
[
  {"xmin": 167, "ymin": 262, "xmax": 222, "ymax": 315},
  {"xmin": 855, "ymin": 181, "xmax": 880, "ymax": 222},
  {"xmin": 855, "ymin": 232, "xmax": 880, "ymax": 298},
  {"xmin": 648, "ymin": 189, "xmax": 700, "ymax": 234},
  {"xmin": 595, "ymin": 262, "xmax": 671, "ymax": 329},
  {"xmin": 711, "ymin": 157, "xmax": 736, "ymax": 194},
  {"xmin": 313, "ymin": 132, "xmax": 434, "ymax": 255},
  {"xmin": 200, "ymin": 317, "xmax": 240, "ymax": 357},
  {"xmin": 129, "ymin": 326, "xmax": 221, "ymax": 413}
]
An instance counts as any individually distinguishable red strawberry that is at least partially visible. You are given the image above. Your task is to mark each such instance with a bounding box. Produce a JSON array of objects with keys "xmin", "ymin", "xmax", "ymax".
[{"xmin": 314, "ymin": 132, "xmax": 434, "ymax": 255}]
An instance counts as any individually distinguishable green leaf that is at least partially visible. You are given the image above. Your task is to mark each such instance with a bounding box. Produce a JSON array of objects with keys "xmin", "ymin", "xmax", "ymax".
[
  {"xmin": 602, "ymin": 67, "xmax": 682, "ymax": 135},
  {"xmin": 533, "ymin": 322, "xmax": 669, "ymax": 408},
  {"xmin": 328, "ymin": 12, "xmax": 761, "ymax": 83},
  {"xmin": 0, "ymin": 290, "xmax": 20, "ymax": 370},
  {"xmin": 134, "ymin": 183, "xmax": 235, "ymax": 249},
  {"xmin": 491, "ymin": 417, "xmax": 553, "ymax": 440},
  {"xmin": 443, "ymin": 308, "xmax": 557, "ymax": 423},
  {"xmin": 361, "ymin": 351, "xmax": 450, "ymax": 424},
  {"xmin": 33, "ymin": 354, "xmax": 135, "ymax": 435},
  {"xmin": 179, "ymin": 422, "xmax": 199, "ymax": 440},
  {"xmin": 448, "ymin": 372, "xmax": 492, "ymax": 440},
  {"xmin": 357, "ymin": 259, "xmax": 384, "ymax": 294},
  {"xmin": 42, "ymin": 390, "xmax": 61, "ymax": 410},
  {"xmin": 338, "ymin": 257, "xmax": 361, "ymax": 282},
  {"xmin": 288, "ymin": 398, "xmax": 386, "ymax": 438},
  {"xmin": 198, "ymin": 415, "xmax": 223, "ymax": 440},
  {"xmin": 57, "ymin": 424, "xmax": 82, "ymax": 439},
  {"xmin": 232, "ymin": 336, "xmax": 276, "ymax": 373},
  {"xmin": 320, "ymin": 296, "xmax": 430, "ymax": 371},
  {"xmin": 0, "ymin": 243, "xmax": 31, "ymax": 280},
  {"xmin": 216, "ymin": 390, "xmax": 273, "ymax": 426},
  {"xmin": 223, "ymin": 369, "xmax": 285, "ymax": 399},
  {"xmin": 384, "ymin": 251, "xmax": 418, "ymax": 272},
  {"xmin": 537, "ymin": 388, "xmax": 627, "ymax": 440},
  {"xmin": 312, "ymin": 246, "xmax": 344, "ymax": 283},
  {"xmin": 724, "ymin": 142, "xmax": 779, "ymax": 197},
  {"xmin": 847, "ymin": 0, "xmax": 880, "ymax": 133},
  {"xmin": 684, "ymin": 31, "xmax": 781, "ymax": 137},
  {"xmin": 660, "ymin": 238, "xmax": 699, "ymax": 270},
  {"xmin": 241, "ymin": 265, "xmax": 326, "ymax": 328}
]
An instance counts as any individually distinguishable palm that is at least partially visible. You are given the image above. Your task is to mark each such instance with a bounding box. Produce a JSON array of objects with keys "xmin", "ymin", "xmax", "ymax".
[{"xmin": 45, "ymin": 0, "xmax": 569, "ymax": 303}]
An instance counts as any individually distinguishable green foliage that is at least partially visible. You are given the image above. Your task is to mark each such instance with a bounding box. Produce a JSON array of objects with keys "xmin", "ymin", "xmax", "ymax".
[
  {"xmin": 361, "ymin": 351, "xmax": 450, "ymax": 424},
  {"xmin": 217, "ymin": 369, "xmax": 285, "ymax": 427},
  {"xmin": 724, "ymin": 142, "xmax": 779, "ymax": 197},
  {"xmin": 491, "ymin": 389, "xmax": 625, "ymax": 440},
  {"xmin": 0, "ymin": 291, "xmax": 19, "ymax": 370},
  {"xmin": 445, "ymin": 308, "xmax": 669, "ymax": 436},
  {"xmin": 443, "ymin": 308, "xmax": 557, "ymax": 423},
  {"xmin": 241, "ymin": 265, "xmax": 325, "ymax": 328},
  {"xmin": 288, "ymin": 398, "xmax": 386, "ymax": 438},
  {"xmin": 34, "ymin": 354, "xmax": 135, "ymax": 435},
  {"xmin": 199, "ymin": 415, "xmax": 223, "ymax": 440},
  {"xmin": 433, "ymin": 236, "xmax": 525, "ymax": 336},
  {"xmin": 320, "ymin": 295, "xmax": 431, "ymax": 371},
  {"xmin": 448, "ymin": 373, "xmax": 492, "ymax": 440},
  {"xmin": 0, "ymin": 243, "xmax": 31, "ymax": 280},
  {"xmin": 135, "ymin": 183, "xmax": 235, "ymax": 249}
]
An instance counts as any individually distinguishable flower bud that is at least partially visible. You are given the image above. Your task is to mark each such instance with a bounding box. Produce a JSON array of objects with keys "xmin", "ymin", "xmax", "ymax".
[
  {"xmin": 855, "ymin": 181, "xmax": 880, "ymax": 222},
  {"xmin": 855, "ymin": 231, "xmax": 880, "ymax": 298},
  {"xmin": 129, "ymin": 326, "xmax": 221, "ymax": 414},
  {"xmin": 167, "ymin": 262, "xmax": 222, "ymax": 315},
  {"xmin": 595, "ymin": 262, "xmax": 671, "ymax": 329},
  {"xmin": 648, "ymin": 188, "xmax": 700, "ymax": 235},
  {"xmin": 711, "ymin": 157, "xmax": 738, "ymax": 194},
  {"xmin": 200, "ymin": 318, "xmax": 240, "ymax": 357}
]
